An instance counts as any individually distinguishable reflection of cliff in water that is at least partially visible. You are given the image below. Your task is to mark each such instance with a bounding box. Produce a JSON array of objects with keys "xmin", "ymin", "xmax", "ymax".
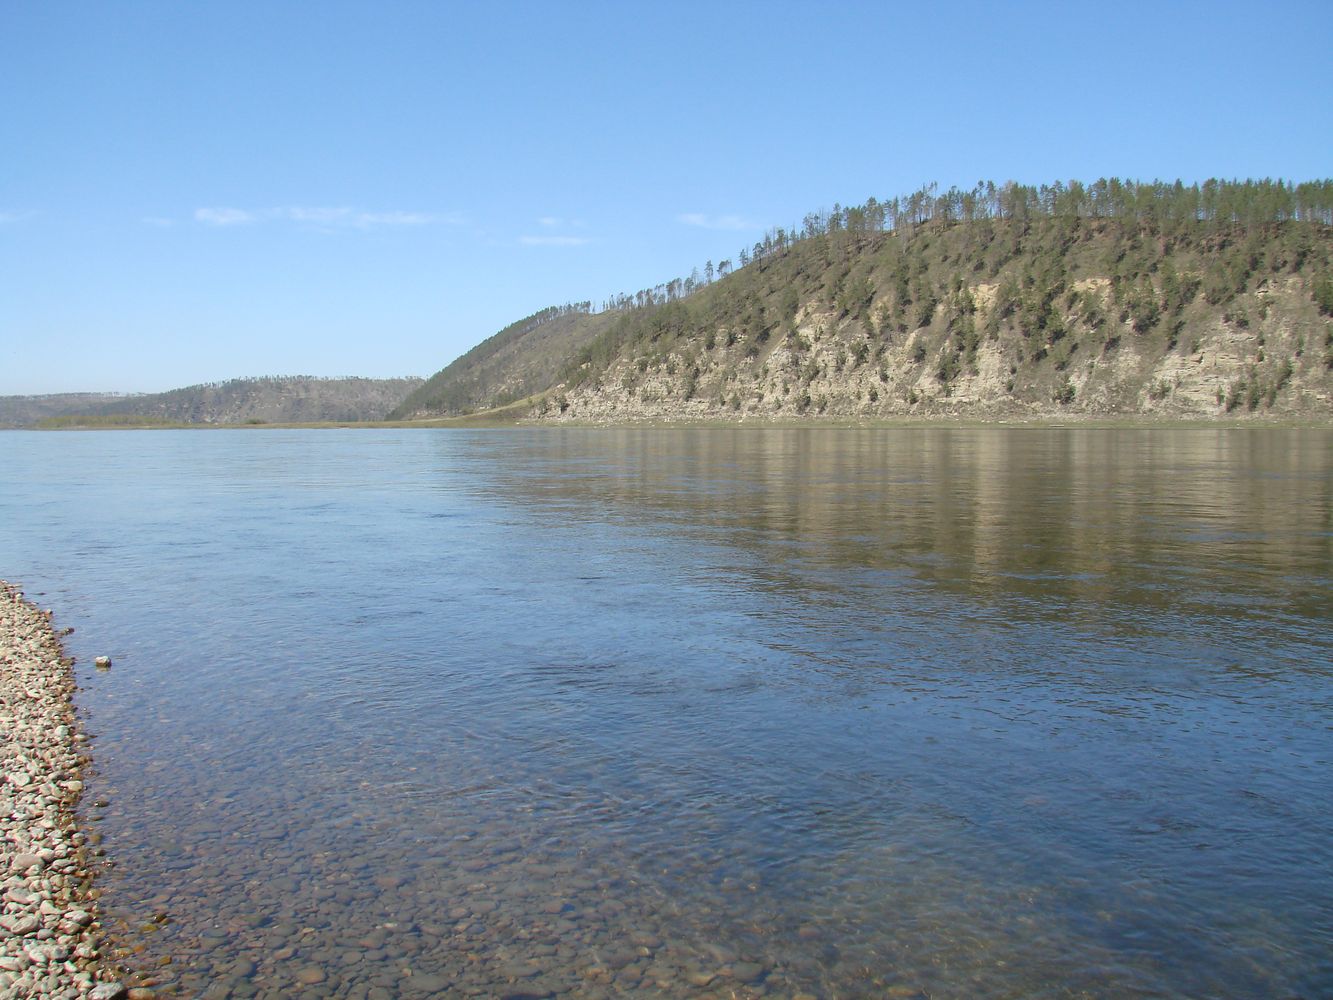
[{"xmin": 447, "ymin": 426, "xmax": 1332, "ymax": 657}]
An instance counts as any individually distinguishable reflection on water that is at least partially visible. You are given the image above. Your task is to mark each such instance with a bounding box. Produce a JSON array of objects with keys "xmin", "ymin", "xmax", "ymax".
[{"xmin": 1, "ymin": 426, "xmax": 1330, "ymax": 998}]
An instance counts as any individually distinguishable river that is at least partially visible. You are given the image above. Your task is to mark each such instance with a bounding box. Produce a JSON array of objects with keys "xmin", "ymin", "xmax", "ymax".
[{"xmin": 1, "ymin": 426, "xmax": 1329, "ymax": 998}]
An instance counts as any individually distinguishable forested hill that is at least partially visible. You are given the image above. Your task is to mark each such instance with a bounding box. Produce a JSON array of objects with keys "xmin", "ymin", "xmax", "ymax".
[
  {"xmin": 3, "ymin": 376, "xmax": 423, "ymax": 427},
  {"xmin": 490, "ymin": 178, "xmax": 1332, "ymax": 421}
]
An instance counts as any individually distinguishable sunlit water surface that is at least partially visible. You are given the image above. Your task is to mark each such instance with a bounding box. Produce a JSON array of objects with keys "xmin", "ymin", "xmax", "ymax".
[{"xmin": 1, "ymin": 427, "xmax": 1330, "ymax": 999}]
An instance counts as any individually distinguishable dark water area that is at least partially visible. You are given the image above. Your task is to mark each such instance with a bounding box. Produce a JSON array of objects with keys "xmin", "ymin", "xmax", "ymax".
[{"xmin": 1, "ymin": 426, "xmax": 1329, "ymax": 999}]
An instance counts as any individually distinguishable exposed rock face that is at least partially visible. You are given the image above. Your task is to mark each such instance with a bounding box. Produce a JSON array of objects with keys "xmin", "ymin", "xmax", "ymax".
[
  {"xmin": 0, "ymin": 582, "xmax": 123, "ymax": 998},
  {"xmin": 544, "ymin": 287, "xmax": 1331, "ymax": 422}
]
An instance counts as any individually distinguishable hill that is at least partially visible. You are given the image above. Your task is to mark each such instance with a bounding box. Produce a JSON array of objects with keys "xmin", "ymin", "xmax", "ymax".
[
  {"xmin": 389, "ymin": 305, "xmax": 616, "ymax": 419},
  {"xmin": 409, "ymin": 178, "xmax": 1333, "ymax": 423},
  {"xmin": 2, "ymin": 376, "xmax": 423, "ymax": 427},
  {"xmin": 0, "ymin": 392, "xmax": 131, "ymax": 428}
]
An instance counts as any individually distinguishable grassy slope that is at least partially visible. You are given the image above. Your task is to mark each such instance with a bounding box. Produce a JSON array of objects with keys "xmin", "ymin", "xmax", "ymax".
[{"xmin": 390, "ymin": 310, "xmax": 618, "ymax": 419}]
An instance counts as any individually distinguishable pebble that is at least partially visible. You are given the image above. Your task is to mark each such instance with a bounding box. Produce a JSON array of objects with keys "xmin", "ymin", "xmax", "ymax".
[
  {"xmin": 1, "ymin": 913, "xmax": 42, "ymax": 935},
  {"xmin": 729, "ymin": 961, "xmax": 767, "ymax": 982},
  {"xmin": 404, "ymin": 971, "xmax": 450, "ymax": 992}
]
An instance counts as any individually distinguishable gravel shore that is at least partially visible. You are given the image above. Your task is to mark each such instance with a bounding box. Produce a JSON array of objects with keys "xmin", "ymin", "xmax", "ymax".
[{"xmin": 1, "ymin": 581, "xmax": 125, "ymax": 999}]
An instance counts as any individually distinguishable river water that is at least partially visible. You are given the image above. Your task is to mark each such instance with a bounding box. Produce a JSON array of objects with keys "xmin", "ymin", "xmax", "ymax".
[{"xmin": 1, "ymin": 426, "xmax": 1329, "ymax": 999}]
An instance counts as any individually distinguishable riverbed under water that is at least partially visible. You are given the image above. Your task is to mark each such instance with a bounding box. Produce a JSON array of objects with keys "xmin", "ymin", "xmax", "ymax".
[{"xmin": 1, "ymin": 426, "xmax": 1329, "ymax": 999}]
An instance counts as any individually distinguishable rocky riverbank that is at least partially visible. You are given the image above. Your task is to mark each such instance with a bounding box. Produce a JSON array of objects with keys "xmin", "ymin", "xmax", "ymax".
[{"xmin": 1, "ymin": 581, "xmax": 125, "ymax": 999}]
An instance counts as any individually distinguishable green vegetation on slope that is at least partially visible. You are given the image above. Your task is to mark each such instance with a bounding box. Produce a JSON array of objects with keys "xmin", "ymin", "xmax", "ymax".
[
  {"xmin": 527, "ymin": 178, "xmax": 1332, "ymax": 420},
  {"xmin": 0, "ymin": 393, "xmax": 130, "ymax": 428},
  {"xmin": 36, "ymin": 414, "xmax": 179, "ymax": 429},
  {"xmin": 389, "ymin": 305, "xmax": 615, "ymax": 419}
]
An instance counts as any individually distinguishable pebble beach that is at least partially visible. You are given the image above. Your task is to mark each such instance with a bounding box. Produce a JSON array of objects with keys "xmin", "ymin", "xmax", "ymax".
[{"xmin": 1, "ymin": 581, "xmax": 126, "ymax": 1000}]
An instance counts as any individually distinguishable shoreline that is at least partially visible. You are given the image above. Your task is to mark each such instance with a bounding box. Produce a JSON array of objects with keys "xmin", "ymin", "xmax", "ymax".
[
  {"xmin": 8, "ymin": 411, "xmax": 1333, "ymax": 431},
  {"xmin": 0, "ymin": 581, "xmax": 125, "ymax": 999}
]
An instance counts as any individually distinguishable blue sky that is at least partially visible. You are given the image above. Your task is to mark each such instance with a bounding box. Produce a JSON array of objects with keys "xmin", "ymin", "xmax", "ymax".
[{"xmin": 3, "ymin": 1, "xmax": 1330, "ymax": 394}]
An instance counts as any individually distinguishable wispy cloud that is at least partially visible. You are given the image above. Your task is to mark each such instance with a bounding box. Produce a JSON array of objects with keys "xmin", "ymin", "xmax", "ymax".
[
  {"xmin": 519, "ymin": 234, "xmax": 590, "ymax": 247},
  {"xmin": 677, "ymin": 212, "xmax": 755, "ymax": 231},
  {"xmin": 195, "ymin": 207, "xmax": 260, "ymax": 227},
  {"xmin": 536, "ymin": 215, "xmax": 587, "ymax": 229},
  {"xmin": 282, "ymin": 207, "xmax": 447, "ymax": 228},
  {"xmin": 0, "ymin": 210, "xmax": 34, "ymax": 225},
  {"xmin": 193, "ymin": 206, "xmax": 458, "ymax": 230}
]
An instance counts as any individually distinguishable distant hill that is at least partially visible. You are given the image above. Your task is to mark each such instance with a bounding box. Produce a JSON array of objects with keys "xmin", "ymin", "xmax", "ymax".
[
  {"xmin": 408, "ymin": 178, "xmax": 1333, "ymax": 422},
  {"xmin": 1, "ymin": 376, "xmax": 424, "ymax": 427},
  {"xmin": 0, "ymin": 392, "xmax": 130, "ymax": 428},
  {"xmin": 389, "ymin": 305, "xmax": 616, "ymax": 419}
]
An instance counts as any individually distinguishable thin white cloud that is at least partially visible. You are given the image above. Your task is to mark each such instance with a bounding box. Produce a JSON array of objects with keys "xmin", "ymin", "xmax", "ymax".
[
  {"xmin": 193, "ymin": 206, "xmax": 458, "ymax": 230},
  {"xmin": 352, "ymin": 209, "xmax": 443, "ymax": 227},
  {"xmin": 537, "ymin": 216, "xmax": 561, "ymax": 227},
  {"xmin": 195, "ymin": 207, "xmax": 259, "ymax": 227},
  {"xmin": 519, "ymin": 235, "xmax": 590, "ymax": 247},
  {"xmin": 0, "ymin": 210, "xmax": 34, "ymax": 224},
  {"xmin": 282, "ymin": 206, "xmax": 444, "ymax": 228},
  {"xmin": 677, "ymin": 212, "xmax": 755, "ymax": 231},
  {"xmin": 283, "ymin": 206, "xmax": 353, "ymax": 226}
]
